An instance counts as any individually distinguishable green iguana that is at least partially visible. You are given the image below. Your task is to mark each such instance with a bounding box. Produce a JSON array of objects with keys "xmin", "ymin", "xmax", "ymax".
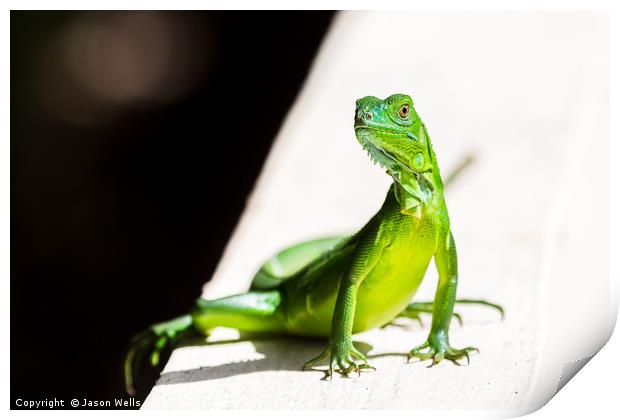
[{"xmin": 124, "ymin": 93, "xmax": 503, "ymax": 394}]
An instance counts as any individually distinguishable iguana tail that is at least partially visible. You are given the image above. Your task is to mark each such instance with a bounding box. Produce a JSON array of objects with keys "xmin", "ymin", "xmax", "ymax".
[{"xmin": 124, "ymin": 314, "xmax": 194, "ymax": 395}]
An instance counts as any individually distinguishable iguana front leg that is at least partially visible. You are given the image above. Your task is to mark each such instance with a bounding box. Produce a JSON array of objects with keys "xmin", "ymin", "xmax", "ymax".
[
  {"xmin": 303, "ymin": 228, "xmax": 382, "ymax": 379},
  {"xmin": 408, "ymin": 231, "xmax": 478, "ymax": 366}
]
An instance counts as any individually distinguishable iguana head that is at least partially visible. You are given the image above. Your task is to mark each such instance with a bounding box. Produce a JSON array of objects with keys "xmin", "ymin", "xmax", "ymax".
[{"xmin": 354, "ymin": 94, "xmax": 442, "ymax": 214}]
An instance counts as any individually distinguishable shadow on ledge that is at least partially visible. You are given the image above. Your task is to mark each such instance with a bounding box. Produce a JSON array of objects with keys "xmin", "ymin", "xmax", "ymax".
[{"xmin": 156, "ymin": 334, "xmax": 377, "ymax": 385}]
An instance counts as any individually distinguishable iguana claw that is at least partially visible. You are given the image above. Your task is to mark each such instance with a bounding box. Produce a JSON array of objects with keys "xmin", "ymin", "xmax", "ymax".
[
  {"xmin": 407, "ymin": 338, "xmax": 479, "ymax": 367},
  {"xmin": 303, "ymin": 342, "xmax": 375, "ymax": 379},
  {"xmin": 124, "ymin": 315, "xmax": 193, "ymax": 395}
]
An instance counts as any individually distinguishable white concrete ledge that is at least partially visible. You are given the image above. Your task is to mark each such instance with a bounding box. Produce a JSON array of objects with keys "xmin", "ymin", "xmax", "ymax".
[{"xmin": 143, "ymin": 11, "xmax": 609, "ymax": 411}]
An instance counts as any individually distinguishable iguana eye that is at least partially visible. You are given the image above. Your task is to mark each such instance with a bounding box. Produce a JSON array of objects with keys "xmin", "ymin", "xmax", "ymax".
[{"xmin": 399, "ymin": 104, "xmax": 410, "ymax": 119}]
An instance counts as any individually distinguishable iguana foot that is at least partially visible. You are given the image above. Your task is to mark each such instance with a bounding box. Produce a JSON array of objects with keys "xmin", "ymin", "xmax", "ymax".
[
  {"xmin": 407, "ymin": 331, "xmax": 478, "ymax": 367},
  {"xmin": 394, "ymin": 298, "xmax": 505, "ymax": 329},
  {"xmin": 455, "ymin": 299, "xmax": 505, "ymax": 320},
  {"xmin": 303, "ymin": 342, "xmax": 375, "ymax": 379},
  {"xmin": 124, "ymin": 315, "xmax": 193, "ymax": 395},
  {"xmin": 393, "ymin": 302, "xmax": 462, "ymax": 327}
]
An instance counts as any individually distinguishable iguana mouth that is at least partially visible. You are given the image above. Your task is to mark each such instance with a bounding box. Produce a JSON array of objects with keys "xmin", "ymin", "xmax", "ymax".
[{"xmin": 354, "ymin": 122, "xmax": 403, "ymax": 137}]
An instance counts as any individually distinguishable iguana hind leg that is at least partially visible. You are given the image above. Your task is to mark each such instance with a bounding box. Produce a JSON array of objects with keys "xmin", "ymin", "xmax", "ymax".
[
  {"xmin": 251, "ymin": 236, "xmax": 347, "ymax": 290},
  {"xmin": 191, "ymin": 290, "xmax": 287, "ymax": 334},
  {"xmin": 386, "ymin": 299, "xmax": 504, "ymax": 328},
  {"xmin": 125, "ymin": 290, "xmax": 286, "ymax": 395},
  {"xmin": 125, "ymin": 314, "xmax": 194, "ymax": 395},
  {"xmin": 391, "ymin": 302, "xmax": 463, "ymax": 327}
]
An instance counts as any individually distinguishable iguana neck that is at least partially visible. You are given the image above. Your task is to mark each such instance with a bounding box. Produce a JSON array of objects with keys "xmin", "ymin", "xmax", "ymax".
[{"xmin": 391, "ymin": 158, "xmax": 444, "ymax": 216}]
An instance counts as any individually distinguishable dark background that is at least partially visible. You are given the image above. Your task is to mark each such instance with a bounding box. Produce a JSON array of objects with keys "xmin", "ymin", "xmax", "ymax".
[{"xmin": 11, "ymin": 11, "xmax": 334, "ymax": 408}]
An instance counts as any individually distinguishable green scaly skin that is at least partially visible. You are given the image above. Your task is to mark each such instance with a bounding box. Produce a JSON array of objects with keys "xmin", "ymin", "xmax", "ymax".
[{"xmin": 124, "ymin": 94, "xmax": 503, "ymax": 393}]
